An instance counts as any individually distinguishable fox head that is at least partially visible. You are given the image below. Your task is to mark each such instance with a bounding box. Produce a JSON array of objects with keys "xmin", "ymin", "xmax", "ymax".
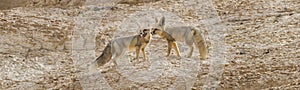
[
  {"xmin": 139, "ymin": 28, "xmax": 152, "ymax": 40},
  {"xmin": 151, "ymin": 16, "xmax": 165, "ymax": 36}
]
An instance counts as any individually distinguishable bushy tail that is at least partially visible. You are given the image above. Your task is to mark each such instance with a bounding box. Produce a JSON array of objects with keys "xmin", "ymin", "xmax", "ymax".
[
  {"xmin": 192, "ymin": 29, "xmax": 208, "ymax": 60},
  {"xmin": 95, "ymin": 42, "xmax": 113, "ymax": 67},
  {"xmin": 88, "ymin": 42, "xmax": 113, "ymax": 74},
  {"xmin": 88, "ymin": 42, "xmax": 112, "ymax": 68}
]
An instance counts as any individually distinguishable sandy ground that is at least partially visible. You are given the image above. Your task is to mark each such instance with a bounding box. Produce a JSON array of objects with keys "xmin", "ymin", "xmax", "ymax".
[{"xmin": 0, "ymin": 0, "xmax": 299, "ymax": 89}]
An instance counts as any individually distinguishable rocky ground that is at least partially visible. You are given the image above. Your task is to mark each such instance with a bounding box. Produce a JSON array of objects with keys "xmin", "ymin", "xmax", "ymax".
[{"xmin": 0, "ymin": 0, "xmax": 299, "ymax": 89}]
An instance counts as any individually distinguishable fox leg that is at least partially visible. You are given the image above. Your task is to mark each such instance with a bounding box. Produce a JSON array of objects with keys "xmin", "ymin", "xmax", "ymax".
[
  {"xmin": 166, "ymin": 41, "xmax": 172, "ymax": 57},
  {"xmin": 187, "ymin": 44, "xmax": 194, "ymax": 58},
  {"xmin": 172, "ymin": 42, "xmax": 181, "ymax": 58},
  {"xmin": 135, "ymin": 47, "xmax": 141, "ymax": 61},
  {"xmin": 185, "ymin": 37, "xmax": 194, "ymax": 58},
  {"xmin": 198, "ymin": 42, "xmax": 208, "ymax": 60},
  {"xmin": 111, "ymin": 49, "xmax": 125, "ymax": 68},
  {"xmin": 141, "ymin": 47, "xmax": 147, "ymax": 60}
]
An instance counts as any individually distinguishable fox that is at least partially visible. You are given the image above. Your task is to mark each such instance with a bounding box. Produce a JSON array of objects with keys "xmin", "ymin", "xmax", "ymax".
[
  {"xmin": 151, "ymin": 16, "xmax": 208, "ymax": 60},
  {"xmin": 92, "ymin": 28, "xmax": 153, "ymax": 68}
]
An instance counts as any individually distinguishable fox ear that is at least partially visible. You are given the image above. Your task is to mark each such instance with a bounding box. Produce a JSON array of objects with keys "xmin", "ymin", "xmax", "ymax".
[
  {"xmin": 155, "ymin": 17, "xmax": 158, "ymax": 23},
  {"xmin": 139, "ymin": 29, "xmax": 142, "ymax": 33},
  {"xmin": 159, "ymin": 16, "xmax": 165, "ymax": 27}
]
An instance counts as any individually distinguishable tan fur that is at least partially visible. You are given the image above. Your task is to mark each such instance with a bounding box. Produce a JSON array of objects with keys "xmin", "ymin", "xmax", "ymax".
[
  {"xmin": 192, "ymin": 29, "xmax": 208, "ymax": 59},
  {"xmin": 93, "ymin": 28, "xmax": 152, "ymax": 68},
  {"xmin": 95, "ymin": 41, "xmax": 112, "ymax": 67},
  {"xmin": 152, "ymin": 28, "xmax": 181, "ymax": 58},
  {"xmin": 152, "ymin": 17, "xmax": 208, "ymax": 60}
]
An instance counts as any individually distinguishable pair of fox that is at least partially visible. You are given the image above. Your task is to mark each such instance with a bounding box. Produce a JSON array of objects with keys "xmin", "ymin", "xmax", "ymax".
[{"xmin": 93, "ymin": 17, "xmax": 209, "ymax": 68}]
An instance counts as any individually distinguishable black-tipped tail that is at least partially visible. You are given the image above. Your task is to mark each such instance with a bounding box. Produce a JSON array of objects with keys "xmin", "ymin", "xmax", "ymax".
[
  {"xmin": 95, "ymin": 42, "xmax": 113, "ymax": 67},
  {"xmin": 193, "ymin": 29, "xmax": 208, "ymax": 60}
]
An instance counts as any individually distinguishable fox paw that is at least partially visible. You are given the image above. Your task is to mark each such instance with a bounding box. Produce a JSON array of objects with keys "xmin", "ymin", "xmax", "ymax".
[
  {"xmin": 133, "ymin": 61, "xmax": 141, "ymax": 66},
  {"xmin": 177, "ymin": 56, "xmax": 182, "ymax": 60},
  {"xmin": 143, "ymin": 57, "xmax": 149, "ymax": 61},
  {"xmin": 131, "ymin": 57, "xmax": 140, "ymax": 61},
  {"xmin": 184, "ymin": 55, "xmax": 192, "ymax": 58}
]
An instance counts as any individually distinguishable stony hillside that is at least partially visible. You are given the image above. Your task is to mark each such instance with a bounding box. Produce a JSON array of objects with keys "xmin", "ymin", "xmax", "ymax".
[{"xmin": 0, "ymin": 0, "xmax": 299, "ymax": 89}]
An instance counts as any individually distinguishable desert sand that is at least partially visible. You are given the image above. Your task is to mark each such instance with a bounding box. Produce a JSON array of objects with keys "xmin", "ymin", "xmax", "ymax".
[{"xmin": 0, "ymin": 0, "xmax": 299, "ymax": 89}]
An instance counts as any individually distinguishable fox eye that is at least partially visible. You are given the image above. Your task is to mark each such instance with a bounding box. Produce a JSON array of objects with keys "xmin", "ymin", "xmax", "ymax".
[
  {"xmin": 151, "ymin": 32, "xmax": 154, "ymax": 34},
  {"xmin": 143, "ymin": 29, "xmax": 148, "ymax": 32}
]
